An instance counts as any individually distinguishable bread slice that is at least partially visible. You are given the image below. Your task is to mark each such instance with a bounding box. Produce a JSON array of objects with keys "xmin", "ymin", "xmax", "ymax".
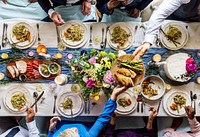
[
  {"xmin": 15, "ymin": 60, "xmax": 27, "ymax": 73},
  {"xmin": 7, "ymin": 66, "xmax": 15, "ymax": 78},
  {"xmin": 115, "ymin": 73, "xmax": 134, "ymax": 87},
  {"xmin": 13, "ymin": 65, "xmax": 19, "ymax": 77}
]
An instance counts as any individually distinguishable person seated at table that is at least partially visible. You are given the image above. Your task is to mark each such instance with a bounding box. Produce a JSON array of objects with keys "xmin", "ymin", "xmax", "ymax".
[
  {"xmin": 163, "ymin": 106, "xmax": 200, "ymax": 137},
  {"xmin": 47, "ymin": 85, "xmax": 128, "ymax": 137},
  {"xmin": 104, "ymin": 107, "xmax": 157, "ymax": 137},
  {"xmin": 37, "ymin": 0, "xmax": 96, "ymax": 26},
  {"xmin": 133, "ymin": 0, "xmax": 200, "ymax": 57},
  {"xmin": 0, "ymin": 0, "xmax": 47, "ymax": 21},
  {"xmin": 0, "ymin": 108, "xmax": 40, "ymax": 137},
  {"xmin": 96, "ymin": 0, "xmax": 153, "ymax": 22}
]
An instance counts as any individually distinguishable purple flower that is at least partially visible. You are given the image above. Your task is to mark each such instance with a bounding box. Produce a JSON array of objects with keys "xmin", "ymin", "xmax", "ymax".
[
  {"xmin": 103, "ymin": 70, "xmax": 115, "ymax": 85},
  {"xmin": 88, "ymin": 57, "xmax": 96, "ymax": 64},
  {"xmin": 86, "ymin": 79, "xmax": 95, "ymax": 88},
  {"xmin": 186, "ymin": 63, "xmax": 197, "ymax": 73}
]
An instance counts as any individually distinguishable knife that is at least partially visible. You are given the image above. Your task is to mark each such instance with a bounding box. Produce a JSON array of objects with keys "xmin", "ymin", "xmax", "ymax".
[
  {"xmin": 1, "ymin": 23, "xmax": 5, "ymax": 47},
  {"xmin": 157, "ymin": 98, "xmax": 162, "ymax": 113},
  {"xmin": 190, "ymin": 91, "xmax": 193, "ymax": 107},
  {"xmin": 31, "ymin": 91, "xmax": 44, "ymax": 108}
]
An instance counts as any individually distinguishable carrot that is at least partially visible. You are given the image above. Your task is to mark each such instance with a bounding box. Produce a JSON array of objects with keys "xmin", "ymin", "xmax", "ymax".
[{"xmin": 27, "ymin": 32, "xmax": 31, "ymax": 42}]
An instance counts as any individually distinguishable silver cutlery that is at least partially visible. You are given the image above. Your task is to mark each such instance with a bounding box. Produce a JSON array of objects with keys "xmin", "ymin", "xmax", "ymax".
[
  {"xmin": 190, "ymin": 91, "xmax": 193, "ymax": 106},
  {"xmin": 2, "ymin": 23, "xmax": 8, "ymax": 48},
  {"xmin": 157, "ymin": 97, "xmax": 162, "ymax": 113},
  {"xmin": 89, "ymin": 25, "xmax": 93, "ymax": 47},
  {"xmin": 1, "ymin": 23, "xmax": 6, "ymax": 49},
  {"xmin": 87, "ymin": 99, "xmax": 90, "ymax": 114},
  {"xmin": 36, "ymin": 23, "xmax": 41, "ymax": 45},
  {"xmin": 33, "ymin": 92, "xmax": 38, "ymax": 113},
  {"xmin": 84, "ymin": 100, "xmax": 88, "ymax": 114},
  {"xmin": 53, "ymin": 94, "xmax": 57, "ymax": 114},
  {"xmin": 137, "ymin": 93, "xmax": 143, "ymax": 113},
  {"xmin": 193, "ymin": 94, "xmax": 197, "ymax": 114},
  {"xmin": 70, "ymin": 106, "xmax": 73, "ymax": 117},
  {"xmin": 104, "ymin": 26, "xmax": 109, "ymax": 49},
  {"xmin": 100, "ymin": 28, "xmax": 104, "ymax": 49},
  {"xmin": 31, "ymin": 91, "xmax": 44, "ymax": 108}
]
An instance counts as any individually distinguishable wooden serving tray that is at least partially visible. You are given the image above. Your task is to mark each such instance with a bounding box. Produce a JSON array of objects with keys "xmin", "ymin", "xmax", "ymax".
[{"xmin": 6, "ymin": 58, "xmax": 61, "ymax": 81}]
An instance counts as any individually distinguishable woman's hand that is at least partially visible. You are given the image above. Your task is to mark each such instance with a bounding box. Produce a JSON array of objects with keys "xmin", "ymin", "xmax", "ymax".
[
  {"xmin": 184, "ymin": 106, "xmax": 195, "ymax": 119},
  {"xmin": 111, "ymin": 85, "xmax": 128, "ymax": 100},
  {"xmin": 129, "ymin": 8, "xmax": 140, "ymax": 18},
  {"xmin": 82, "ymin": 1, "xmax": 91, "ymax": 15},
  {"xmin": 133, "ymin": 42, "xmax": 151, "ymax": 57},
  {"xmin": 49, "ymin": 117, "xmax": 61, "ymax": 131},
  {"xmin": 107, "ymin": 0, "xmax": 120, "ymax": 11},
  {"xmin": 26, "ymin": 108, "xmax": 35, "ymax": 123},
  {"xmin": 51, "ymin": 12, "xmax": 65, "ymax": 26}
]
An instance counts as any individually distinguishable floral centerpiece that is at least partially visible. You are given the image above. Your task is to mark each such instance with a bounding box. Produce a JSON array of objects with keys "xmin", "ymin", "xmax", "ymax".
[
  {"xmin": 70, "ymin": 49, "xmax": 117, "ymax": 99},
  {"xmin": 185, "ymin": 57, "xmax": 197, "ymax": 77}
]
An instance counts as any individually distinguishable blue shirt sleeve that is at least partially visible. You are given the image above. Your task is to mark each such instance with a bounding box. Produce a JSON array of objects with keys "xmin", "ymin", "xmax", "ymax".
[
  {"xmin": 87, "ymin": 98, "xmax": 117, "ymax": 137},
  {"xmin": 47, "ymin": 131, "xmax": 54, "ymax": 137}
]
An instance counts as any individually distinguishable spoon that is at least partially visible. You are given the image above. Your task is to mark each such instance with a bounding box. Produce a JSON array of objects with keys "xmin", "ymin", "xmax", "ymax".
[
  {"xmin": 33, "ymin": 92, "xmax": 38, "ymax": 113},
  {"xmin": 193, "ymin": 94, "xmax": 197, "ymax": 114}
]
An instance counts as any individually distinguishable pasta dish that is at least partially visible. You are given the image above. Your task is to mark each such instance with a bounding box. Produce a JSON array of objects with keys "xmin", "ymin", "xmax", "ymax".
[
  {"xmin": 166, "ymin": 25, "xmax": 182, "ymax": 41},
  {"xmin": 64, "ymin": 25, "xmax": 84, "ymax": 42},
  {"xmin": 11, "ymin": 92, "xmax": 27, "ymax": 110},
  {"xmin": 118, "ymin": 97, "xmax": 131, "ymax": 107},
  {"xmin": 12, "ymin": 24, "xmax": 31, "ymax": 42},
  {"xmin": 170, "ymin": 94, "xmax": 186, "ymax": 112},
  {"xmin": 111, "ymin": 26, "xmax": 130, "ymax": 48},
  {"xmin": 60, "ymin": 97, "xmax": 73, "ymax": 110},
  {"xmin": 142, "ymin": 78, "xmax": 158, "ymax": 98}
]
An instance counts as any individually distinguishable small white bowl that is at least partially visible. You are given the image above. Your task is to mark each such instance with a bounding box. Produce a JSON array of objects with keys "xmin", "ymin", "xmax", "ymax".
[
  {"xmin": 38, "ymin": 64, "xmax": 50, "ymax": 78},
  {"xmin": 48, "ymin": 62, "xmax": 60, "ymax": 75},
  {"xmin": 140, "ymin": 75, "xmax": 165, "ymax": 100}
]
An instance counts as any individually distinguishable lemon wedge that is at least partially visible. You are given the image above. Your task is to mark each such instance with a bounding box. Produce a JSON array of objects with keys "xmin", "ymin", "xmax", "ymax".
[{"xmin": 1, "ymin": 53, "xmax": 8, "ymax": 59}]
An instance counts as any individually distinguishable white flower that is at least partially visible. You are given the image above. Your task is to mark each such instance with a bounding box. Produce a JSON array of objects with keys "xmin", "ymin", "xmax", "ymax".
[
  {"xmin": 102, "ymin": 82, "xmax": 110, "ymax": 88},
  {"xmin": 82, "ymin": 76, "xmax": 88, "ymax": 83}
]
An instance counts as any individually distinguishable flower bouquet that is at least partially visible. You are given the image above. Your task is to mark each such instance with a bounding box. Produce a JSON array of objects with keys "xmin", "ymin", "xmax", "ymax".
[
  {"xmin": 185, "ymin": 57, "xmax": 197, "ymax": 77},
  {"xmin": 70, "ymin": 49, "xmax": 117, "ymax": 99}
]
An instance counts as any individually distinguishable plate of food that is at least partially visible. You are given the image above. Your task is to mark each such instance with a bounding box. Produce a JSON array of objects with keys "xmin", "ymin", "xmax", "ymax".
[
  {"xmin": 7, "ymin": 22, "xmax": 36, "ymax": 49},
  {"xmin": 60, "ymin": 20, "xmax": 88, "ymax": 47},
  {"xmin": 4, "ymin": 86, "xmax": 32, "ymax": 113},
  {"xmin": 163, "ymin": 91, "xmax": 190, "ymax": 117},
  {"xmin": 116, "ymin": 89, "xmax": 137, "ymax": 115},
  {"xmin": 141, "ymin": 75, "xmax": 165, "ymax": 100},
  {"xmin": 107, "ymin": 23, "xmax": 134, "ymax": 50},
  {"xmin": 56, "ymin": 92, "xmax": 84, "ymax": 118},
  {"xmin": 111, "ymin": 54, "xmax": 145, "ymax": 87},
  {"xmin": 159, "ymin": 22, "xmax": 189, "ymax": 50}
]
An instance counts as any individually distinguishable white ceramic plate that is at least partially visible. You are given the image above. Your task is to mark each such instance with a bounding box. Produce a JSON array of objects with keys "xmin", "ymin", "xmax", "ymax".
[
  {"xmin": 164, "ymin": 53, "xmax": 192, "ymax": 82},
  {"xmin": 7, "ymin": 22, "xmax": 36, "ymax": 49},
  {"xmin": 56, "ymin": 92, "xmax": 84, "ymax": 118},
  {"xmin": 166, "ymin": 92, "xmax": 190, "ymax": 116},
  {"xmin": 159, "ymin": 22, "xmax": 189, "ymax": 50},
  {"xmin": 141, "ymin": 75, "xmax": 165, "ymax": 100},
  {"xmin": 4, "ymin": 86, "xmax": 32, "ymax": 113},
  {"xmin": 116, "ymin": 89, "xmax": 136, "ymax": 115},
  {"xmin": 60, "ymin": 20, "xmax": 88, "ymax": 47},
  {"xmin": 107, "ymin": 22, "xmax": 134, "ymax": 50}
]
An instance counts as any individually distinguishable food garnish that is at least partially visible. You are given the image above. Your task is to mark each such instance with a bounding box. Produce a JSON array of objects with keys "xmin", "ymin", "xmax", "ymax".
[
  {"xmin": 111, "ymin": 26, "xmax": 130, "ymax": 48},
  {"xmin": 60, "ymin": 97, "xmax": 73, "ymax": 110},
  {"xmin": 64, "ymin": 25, "xmax": 84, "ymax": 42},
  {"xmin": 11, "ymin": 92, "xmax": 27, "ymax": 110},
  {"xmin": 118, "ymin": 97, "xmax": 131, "ymax": 107},
  {"xmin": 170, "ymin": 94, "xmax": 186, "ymax": 112},
  {"xmin": 12, "ymin": 24, "xmax": 30, "ymax": 42},
  {"xmin": 142, "ymin": 78, "xmax": 158, "ymax": 98}
]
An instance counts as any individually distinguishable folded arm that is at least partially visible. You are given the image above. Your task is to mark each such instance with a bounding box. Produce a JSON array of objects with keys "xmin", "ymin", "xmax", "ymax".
[
  {"xmin": 26, "ymin": 120, "xmax": 40, "ymax": 137},
  {"xmin": 188, "ymin": 117, "xmax": 200, "ymax": 133}
]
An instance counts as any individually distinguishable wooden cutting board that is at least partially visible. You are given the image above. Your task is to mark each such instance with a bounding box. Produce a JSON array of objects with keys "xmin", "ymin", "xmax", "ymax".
[
  {"xmin": 6, "ymin": 58, "xmax": 61, "ymax": 81},
  {"xmin": 111, "ymin": 54, "xmax": 145, "ymax": 87}
]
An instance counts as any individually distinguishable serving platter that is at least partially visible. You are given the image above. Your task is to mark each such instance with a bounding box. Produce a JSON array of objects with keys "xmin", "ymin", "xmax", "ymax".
[
  {"xmin": 107, "ymin": 22, "xmax": 134, "ymax": 50},
  {"xmin": 159, "ymin": 22, "xmax": 189, "ymax": 50},
  {"xmin": 6, "ymin": 58, "xmax": 61, "ymax": 81}
]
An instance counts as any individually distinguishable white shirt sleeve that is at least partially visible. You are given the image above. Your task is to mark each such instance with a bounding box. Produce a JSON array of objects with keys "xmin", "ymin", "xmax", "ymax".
[
  {"xmin": 48, "ymin": 9, "xmax": 56, "ymax": 18},
  {"xmin": 143, "ymin": 0, "xmax": 191, "ymax": 44},
  {"xmin": 26, "ymin": 120, "xmax": 40, "ymax": 137}
]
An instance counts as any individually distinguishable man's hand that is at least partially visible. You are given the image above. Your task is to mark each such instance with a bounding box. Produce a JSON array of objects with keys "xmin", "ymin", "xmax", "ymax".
[
  {"xmin": 111, "ymin": 85, "xmax": 128, "ymax": 100},
  {"xmin": 148, "ymin": 107, "xmax": 157, "ymax": 121},
  {"xmin": 26, "ymin": 108, "xmax": 35, "ymax": 123},
  {"xmin": 2, "ymin": 0, "xmax": 7, "ymax": 4},
  {"xmin": 132, "ymin": 42, "xmax": 151, "ymax": 57},
  {"xmin": 51, "ymin": 12, "xmax": 65, "ymax": 26},
  {"xmin": 129, "ymin": 8, "xmax": 140, "ymax": 18},
  {"xmin": 107, "ymin": 0, "xmax": 120, "ymax": 11},
  {"xmin": 49, "ymin": 117, "xmax": 61, "ymax": 131},
  {"xmin": 29, "ymin": 0, "xmax": 37, "ymax": 3},
  {"xmin": 184, "ymin": 106, "xmax": 195, "ymax": 119},
  {"xmin": 82, "ymin": 1, "xmax": 91, "ymax": 15}
]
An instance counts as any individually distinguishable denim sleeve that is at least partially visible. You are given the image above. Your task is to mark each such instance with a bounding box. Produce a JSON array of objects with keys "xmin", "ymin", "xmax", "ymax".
[
  {"xmin": 96, "ymin": 0, "xmax": 114, "ymax": 15},
  {"xmin": 87, "ymin": 98, "xmax": 117, "ymax": 137},
  {"xmin": 136, "ymin": 0, "xmax": 153, "ymax": 10}
]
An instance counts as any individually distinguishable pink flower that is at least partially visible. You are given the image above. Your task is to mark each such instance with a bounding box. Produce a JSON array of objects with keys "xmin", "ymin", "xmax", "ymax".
[
  {"xmin": 103, "ymin": 70, "xmax": 115, "ymax": 85},
  {"xmin": 186, "ymin": 63, "xmax": 197, "ymax": 73},
  {"xmin": 88, "ymin": 57, "xmax": 96, "ymax": 64},
  {"xmin": 86, "ymin": 79, "xmax": 95, "ymax": 88},
  {"xmin": 186, "ymin": 58, "xmax": 194, "ymax": 65}
]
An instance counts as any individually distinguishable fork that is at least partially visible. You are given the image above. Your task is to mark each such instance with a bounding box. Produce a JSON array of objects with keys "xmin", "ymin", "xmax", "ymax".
[
  {"xmin": 53, "ymin": 94, "xmax": 57, "ymax": 114},
  {"xmin": 36, "ymin": 23, "xmax": 41, "ymax": 45},
  {"xmin": 100, "ymin": 28, "xmax": 104, "ymax": 49},
  {"xmin": 2, "ymin": 23, "xmax": 8, "ymax": 48},
  {"xmin": 89, "ymin": 25, "xmax": 93, "ymax": 47}
]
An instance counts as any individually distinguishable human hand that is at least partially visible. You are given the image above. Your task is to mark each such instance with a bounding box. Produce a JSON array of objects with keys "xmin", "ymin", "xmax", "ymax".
[
  {"xmin": 82, "ymin": 1, "xmax": 91, "ymax": 15},
  {"xmin": 184, "ymin": 106, "xmax": 195, "ymax": 119},
  {"xmin": 107, "ymin": 0, "xmax": 120, "ymax": 11},
  {"xmin": 148, "ymin": 107, "xmax": 157, "ymax": 122},
  {"xmin": 110, "ymin": 111, "xmax": 117, "ymax": 125},
  {"xmin": 2, "ymin": 0, "xmax": 7, "ymax": 4},
  {"xmin": 132, "ymin": 42, "xmax": 151, "ymax": 57},
  {"xmin": 49, "ymin": 117, "xmax": 61, "ymax": 131},
  {"xmin": 111, "ymin": 85, "xmax": 128, "ymax": 100},
  {"xmin": 129, "ymin": 8, "xmax": 140, "ymax": 18},
  {"xmin": 26, "ymin": 108, "xmax": 35, "ymax": 123},
  {"xmin": 29, "ymin": 0, "xmax": 37, "ymax": 3},
  {"xmin": 51, "ymin": 12, "xmax": 65, "ymax": 26}
]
